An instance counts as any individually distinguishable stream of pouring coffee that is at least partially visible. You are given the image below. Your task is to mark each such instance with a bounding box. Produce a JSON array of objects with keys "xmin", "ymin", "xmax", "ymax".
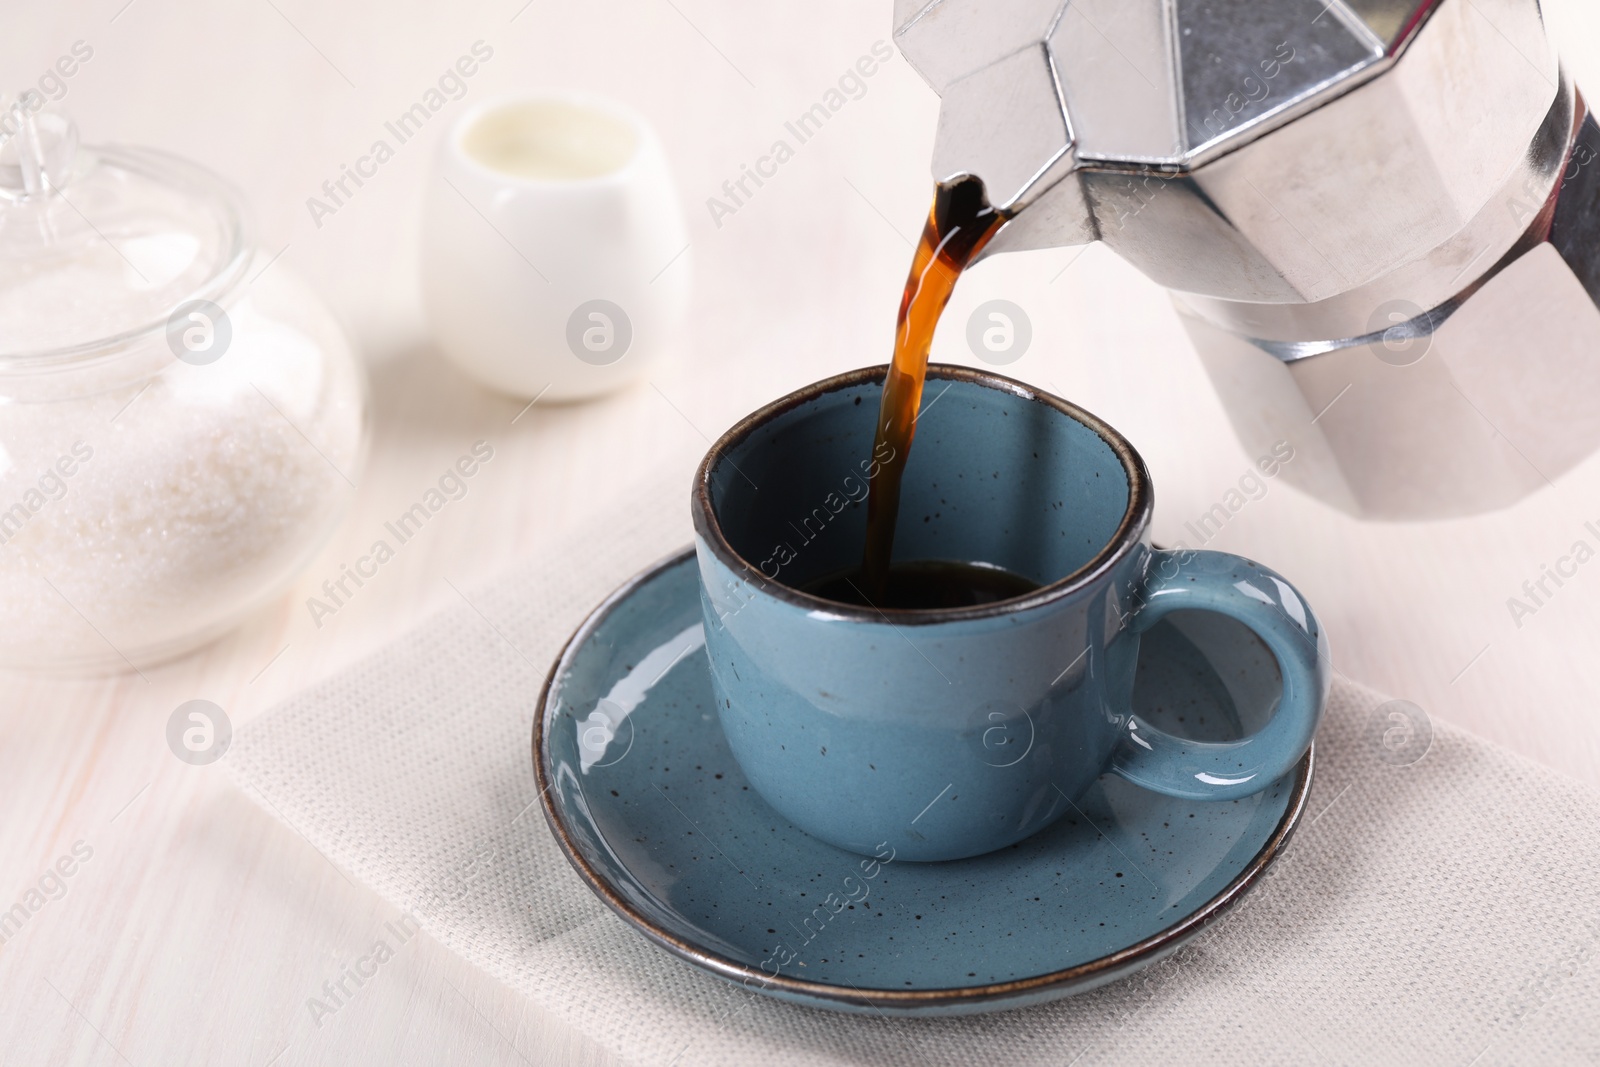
[{"xmin": 860, "ymin": 177, "xmax": 1007, "ymax": 601}]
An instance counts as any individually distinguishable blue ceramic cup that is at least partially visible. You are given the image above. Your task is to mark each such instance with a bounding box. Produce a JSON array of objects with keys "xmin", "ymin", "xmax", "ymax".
[{"xmin": 691, "ymin": 365, "xmax": 1329, "ymax": 862}]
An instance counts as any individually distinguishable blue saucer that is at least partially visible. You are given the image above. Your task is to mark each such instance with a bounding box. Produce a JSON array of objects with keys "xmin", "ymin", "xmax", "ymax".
[{"xmin": 535, "ymin": 548, "xmax": 1312, "ymax": 1016}]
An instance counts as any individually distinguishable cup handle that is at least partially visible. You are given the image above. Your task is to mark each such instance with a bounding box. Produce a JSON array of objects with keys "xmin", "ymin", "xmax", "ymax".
[{"xmin": 1108, "ymin": 548, "xmax": 1330, "ymax": 801}]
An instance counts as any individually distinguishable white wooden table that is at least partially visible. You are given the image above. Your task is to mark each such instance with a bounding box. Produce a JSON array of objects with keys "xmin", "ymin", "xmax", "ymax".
[{"xmin": 5, "ymin": 2, "xmax": 1600, "ymax": 1063}]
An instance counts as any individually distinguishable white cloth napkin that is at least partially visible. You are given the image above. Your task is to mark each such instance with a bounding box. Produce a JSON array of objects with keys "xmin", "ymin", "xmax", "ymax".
[{"xmin": 227, "ymin": 470, "xmax": 1600, "ymax": 1067}]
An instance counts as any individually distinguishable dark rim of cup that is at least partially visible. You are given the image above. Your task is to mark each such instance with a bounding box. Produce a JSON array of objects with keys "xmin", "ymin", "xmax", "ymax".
[{"xmin": 691, "ymin": 364, "xmax": 1154, "ymax": 625}]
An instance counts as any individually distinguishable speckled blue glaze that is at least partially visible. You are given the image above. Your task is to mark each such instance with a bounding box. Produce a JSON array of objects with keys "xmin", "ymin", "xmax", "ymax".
[
  {"xmin": 690, "ymin": 366, "xmax": 1329, "ymax": 862},
  {"xmin": 535, "ymin": 549, "xmax": 1313, "ymax": 1015}
]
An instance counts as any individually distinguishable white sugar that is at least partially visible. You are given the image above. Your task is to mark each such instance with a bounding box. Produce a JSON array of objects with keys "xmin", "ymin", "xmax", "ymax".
[{"xmin": 0, "ymin": 277, "xmax": 364, "ymax": 672}]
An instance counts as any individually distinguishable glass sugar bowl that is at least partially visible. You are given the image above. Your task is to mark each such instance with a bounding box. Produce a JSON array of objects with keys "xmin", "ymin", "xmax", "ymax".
[{"xmin": 0, "ymin": 105, "xmax": 367, "ymax": 673}]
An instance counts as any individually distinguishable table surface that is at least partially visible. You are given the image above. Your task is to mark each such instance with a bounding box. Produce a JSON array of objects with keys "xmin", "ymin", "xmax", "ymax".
[{"xmin": 6, "ymin": 2, "xmax": 1600, "ymax": 1064}]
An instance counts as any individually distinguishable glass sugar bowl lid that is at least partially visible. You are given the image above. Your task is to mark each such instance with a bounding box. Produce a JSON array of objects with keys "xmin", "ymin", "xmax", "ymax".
[
  {"xmin": 0, "ymin": 101, "xmax": 368, "ymax": 674},
  {"xmin": 0, "ymin": 102, "xmax": 251, "ymax": 367}
]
